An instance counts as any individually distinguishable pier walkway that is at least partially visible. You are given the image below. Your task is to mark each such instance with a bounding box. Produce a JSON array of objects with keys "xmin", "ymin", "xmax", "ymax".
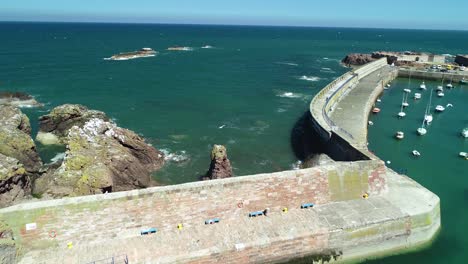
[{"xmin": 330, "ymin": 65, "xmax": 397, "ymax": 150}]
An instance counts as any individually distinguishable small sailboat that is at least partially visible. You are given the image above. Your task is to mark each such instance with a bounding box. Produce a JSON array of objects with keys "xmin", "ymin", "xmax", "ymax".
[
  {"xmin": 412, "ymin": 150, "xmax": 421, "ymax": 157},
  {"xmin": 424, "ymin": 89, "xmax": 434, "ymax": 125},
  {"xmin": 368, "ymin": 121, "xmax": 374, "ymax": 126},
  {"xmin": 436, "ymin": 85, "xmax": 443, "ymax": 92},
  {"xmin": 446, "ymin": 75, "xmax": 453, "ymax": 88},
  {"xmin": 420, "ymin": 81, "xmax": 427, "ymax": 90},
  {"xmin": 459, "ymin": 152, "xmax": 468, "ymax": 158},
  {"xmin": 403, "ymin": 88, "xmax": 411, "ymax": 93},
  {"xmin": 395, "ymin": 131, "xmax": 404, "ymax": 139},
  {"xmin": 461, "ymin": 78, "xmax": 468, "ymax": 84},
  {"xmin": 437, "ymin": 91, "xmax": 445, "ymax": 97},
  {"xmin": 402, "ymin": 92, "xmax": 410, "ymax": 107},
  {"xmin": 417, "ymin": 126, "xmax": 427, "ymax": 136},
  {"xmin": 397, "ymin": 92, "xmax": 406, "ymax": 118},
  {"xmin": 372, "ymin": 107, "xmax": 381, "ymax": 113},
  {"xmin": 435, "ymin": 105, "xmax": 445, "ymax": 112},
  {"xmin": 414, "ymin": 93, "xmax": 421, "ymax": 100}
]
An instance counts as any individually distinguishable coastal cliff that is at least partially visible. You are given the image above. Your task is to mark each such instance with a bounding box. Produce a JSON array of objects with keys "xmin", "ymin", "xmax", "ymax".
[
  {"xmin": 34, "ymin": 105, "xmax": 165, "ymax": 197},
  {"xmin": 0, "ymin": 106, "xmax": 41, "ymax": 206}
]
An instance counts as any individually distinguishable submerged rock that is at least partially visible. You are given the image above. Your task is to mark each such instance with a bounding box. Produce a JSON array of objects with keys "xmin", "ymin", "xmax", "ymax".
[
  {"xmin": 0, "ymin": 153, "xmax": 30, "ymax": 207},
  {"xmin": 36, "ymin": 104, "xmax": 109, "ymax": 145},
  {"xmin": 0, "ymin": 91, "xmax": 42, "ymax": 108},
  {"xmin": 203, "ymin": 145, "xmax": 233, "ymax": 180},
  {"xmin": 34, "ymin": 118, "xmax": 165, "ymax": 197},
  {"xmin": 0, "ymin": 106, "xmax": 42, "ymax": 172}
]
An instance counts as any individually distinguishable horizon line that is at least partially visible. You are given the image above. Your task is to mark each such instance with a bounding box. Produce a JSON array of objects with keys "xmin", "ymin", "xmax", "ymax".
[{"xmin": 1, "ymin": 20, "xmax": 467, "ymax": 32}]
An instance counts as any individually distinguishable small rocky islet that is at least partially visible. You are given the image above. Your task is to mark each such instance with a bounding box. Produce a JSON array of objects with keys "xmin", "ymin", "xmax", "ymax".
[{"xmin": 0, "ymin": 99, "xmax": 166, "ymax": 206}]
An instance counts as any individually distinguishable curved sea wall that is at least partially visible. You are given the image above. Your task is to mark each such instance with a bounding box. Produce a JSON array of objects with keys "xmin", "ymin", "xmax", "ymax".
[
  {"xmin": 309, "ymin": 58, "xmax": 394, "ymax": 160},
  {"xmin": 0, "ymin": 58, "xmax": 439, "ymax": 264}
]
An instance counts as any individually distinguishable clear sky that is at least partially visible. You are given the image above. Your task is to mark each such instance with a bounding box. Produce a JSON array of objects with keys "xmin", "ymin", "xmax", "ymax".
[{"xmin": 1, "ymin": 0, "xmax": 467, "ymax": 30}]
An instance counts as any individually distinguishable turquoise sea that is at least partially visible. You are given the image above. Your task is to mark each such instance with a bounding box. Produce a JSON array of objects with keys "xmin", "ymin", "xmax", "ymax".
[{"xmin": 0, "ymin": 22, "xmax": 467, "ymax": 263}]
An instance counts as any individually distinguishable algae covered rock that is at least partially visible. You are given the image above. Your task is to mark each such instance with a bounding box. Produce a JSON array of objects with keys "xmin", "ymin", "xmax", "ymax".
[
  {"xmin": 36, "ymin": 104, "xmax": 108, "ymax": 145},
  {"xmin": 0, "ymin": 153, "xmax": 30, "ymax": 207},
  {"xmin": 0, "ymin": 106, "xmax": 42, "ymax": 172},
  {"xmin": 34, "ymin": 118, "xmax": 165, "ymax": 197},
  {"xmin": 0, "ymin": 91, "xmax": 42, "ymax": 108},
  {"xmin": 203, "ymin": 145, "xmax": 233, "ymax": 180}
]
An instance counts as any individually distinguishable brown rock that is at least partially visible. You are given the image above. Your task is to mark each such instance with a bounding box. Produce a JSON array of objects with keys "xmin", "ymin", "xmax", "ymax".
[
  {"xmin": 203, "ymin": 145, "xmax": 233, "ymax": 180},
  {"xmin": 342, "ymin": 53, "xmax": 376, "ymax": 66},
  {"xmin": 0, "ymin": 153, "xmax": 30, "ymax": 207}
]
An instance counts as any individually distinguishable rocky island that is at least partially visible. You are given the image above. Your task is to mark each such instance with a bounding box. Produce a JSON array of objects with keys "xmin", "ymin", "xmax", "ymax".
[
  {"xmin": 105, "ymin": 47, "xmax": 157, "ymax": 60},
  {"xmin": 0, "ymin": 91, "xmax": 42, "ymax": 108}
]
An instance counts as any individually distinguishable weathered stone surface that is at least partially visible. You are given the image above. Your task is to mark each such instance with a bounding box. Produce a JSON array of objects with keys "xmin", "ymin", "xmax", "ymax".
[
  {"xmin": 0, "ymin": 106, "xmax": 42, "ymax": 172},
  {"xmin": 342, "ymin": 53, "xmax": 376, "ymax": 66},
  {"xmin": 0, "ymin": 153, "xmax": 30, "ymax": 207},
  {"xmin": 37, "ymin": 104, "xmax": 109, "ymax": 145},
  {"xmin": 203, "ymin": 145, "xmax": 233, "ymax": 180},
  {"xmin": 302, "ymin": 154, "xmax": 335, "ymax": 168},
  {"xmin": 0, "ymin": 220, "xmax": 16, "ymax": 264},
  {"xmin": 34, "ymin": 118, "xmax": 165, "ymax": 197},
  {"xmin": 0, "ymin": 91, "xmax": 42, "ymax": 108}
]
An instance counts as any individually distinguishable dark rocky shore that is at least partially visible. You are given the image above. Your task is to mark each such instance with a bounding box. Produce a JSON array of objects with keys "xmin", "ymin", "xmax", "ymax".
[{"xmin": 0, "ymin": 102, "xmax": 165, "ymax": 206}]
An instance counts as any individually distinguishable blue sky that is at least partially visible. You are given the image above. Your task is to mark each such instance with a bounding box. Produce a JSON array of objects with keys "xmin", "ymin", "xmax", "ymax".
[{"xmin": 1, "ymin": 0, "xmax": 467, "ymax": 30}]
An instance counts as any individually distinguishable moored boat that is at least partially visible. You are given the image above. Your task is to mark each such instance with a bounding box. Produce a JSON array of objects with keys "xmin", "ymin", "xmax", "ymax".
[
  {"xmin": 395, "ymin": 131, "xmax": 404, "ymax": 139},
  {"xmin": 420, "ymin": 82, "xmax": 426, "ymax": 90},
  {"xmin": 372, "ymin": 107, "xmax": 381, "ymax": 113},
  {"xmin": 412, "ymin": 150, "xmax": 421, "ymax": 156},
  {"xmin": 462, "ymin": 128, "xmax": 468, "ymax": 138},
  {"xmin": 414, "ymin": 93, "xmax": 421, "ymax": 100},
  {"xmin": 435, "ymin": 105, "xmax": 445, "ymax": 112}
]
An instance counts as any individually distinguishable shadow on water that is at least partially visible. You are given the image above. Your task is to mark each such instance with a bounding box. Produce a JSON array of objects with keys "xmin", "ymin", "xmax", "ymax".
[{"xmin": 290, "ymin": 111, "xmax": 327, "ymax": 160}]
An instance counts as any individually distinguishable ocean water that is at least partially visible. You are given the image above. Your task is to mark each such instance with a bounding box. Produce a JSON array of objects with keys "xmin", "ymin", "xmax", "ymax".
[{"xmin": 1, "ymin": 22, "xmax": 467, "ymax": 263}]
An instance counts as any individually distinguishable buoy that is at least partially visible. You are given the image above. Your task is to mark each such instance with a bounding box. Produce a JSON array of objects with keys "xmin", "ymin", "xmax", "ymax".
[
  {"xmin": 177, "ymin": 224, "xmax": 183, "ymax": 230},
  {"xmin": 48, "ymin": 230, "xmax": 57, "ymax": 238},
  {"xmin": 282, "ymin": 207, "xmax": 288, "ymax": 213},
  {"xmin": 67, "ymin": 242, "xmax": 73, "ymax": 249},
  {"xmin": 363, "ymin": 193, "xmax": 369, "ymax": 199}
]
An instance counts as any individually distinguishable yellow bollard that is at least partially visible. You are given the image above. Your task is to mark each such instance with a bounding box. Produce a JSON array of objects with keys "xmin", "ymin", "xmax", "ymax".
[
  {"xmin": 282, "ymin": 207, "xmax": 288, "ymax": 213},
  {"xmin": 363, "ymin": 193, "xmax": 369, "ymax": 199},
  {"xmin": 67, "ymin": 242, "xmax": 73, "ymax": 249},
  {"xmin": 177, "ymin": 224, "xmax": 183, "ymax": 230}
]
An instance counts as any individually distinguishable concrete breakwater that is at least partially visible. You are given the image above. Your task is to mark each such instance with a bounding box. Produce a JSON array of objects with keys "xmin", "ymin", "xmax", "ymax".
[
  {"xmin": 398, "ymin": 68, "xmax": 467, "ymax": 82},
  {"xmin": 0, "ymin": 59, "xmax": 440, "ymax": 264}
]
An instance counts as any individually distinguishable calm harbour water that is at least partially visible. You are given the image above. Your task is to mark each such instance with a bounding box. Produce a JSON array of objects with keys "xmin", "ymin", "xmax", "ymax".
[{"xmin": 0, "ymin": 22, "xmax": 467, "ymax": 263}]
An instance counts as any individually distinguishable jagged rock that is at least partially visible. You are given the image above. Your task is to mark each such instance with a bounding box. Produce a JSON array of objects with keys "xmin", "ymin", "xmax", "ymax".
[
  {"xmin": 0, "ymin": 153, "xmax": 30, "ymax": 207},
  {"xmin": 0, "ymin": 106, "xmax": 42, "ymax": 172},
  {"xmin": 0, "ymin": 220, "xmax": 17, "ymax": 264},
  {"xmin": 33, "ymin": 118, "xmax": 165, "ymax": 197},
  {"xmin": 36, "ymin": 104, "xmax": 109, "ymax": 145},
  {"xmin": 342, "ymin": 53, "xmax": 376, "ymax": 66},
  {"xmin": 301, "ymin": 154, "xmax": 335, "ymax": 168},
  {"xmin": 203, "ymin": 145, "xmax": 233, "ymax": 180},
  {"xmin": 0, "ymin": 91, "xmax": 42, "ymax": 108}
]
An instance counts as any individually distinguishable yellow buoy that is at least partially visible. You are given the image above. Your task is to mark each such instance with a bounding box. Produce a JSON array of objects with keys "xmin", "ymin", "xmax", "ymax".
[
  {"xmin": 363, "ymin": 193, "xmax": 369, "ymax": 199},
  {"xmin": 282, "ymin": 207, "xmax": 288, "ymax": 213},
  {"xmin": 177, "ymin": 224, "xmax": 183, "ymax": 230},
  {"xmin": 67, "ymin": 242, "xmax": 73, "ymax": 249}
]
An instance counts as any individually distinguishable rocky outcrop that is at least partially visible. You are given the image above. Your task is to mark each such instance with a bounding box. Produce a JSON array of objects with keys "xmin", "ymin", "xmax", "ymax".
[
  {"xmin": 0, "ymin": 153, "xmax": 30, "ymax": 207},
  {"xmin": 342, "ymin": 53, "xmax": 376, "ymax": 66},
  {"xmin": 203, "ymin": 145, "xmax": 233, "ymax": 180},
  {"xmin": 0, "ymin": 220, "xmax": 17, "ymax": 264},
  {"xmin": 0, "ymin": 106, "xmax": 42, "ymax": 172},
  {"xmin": 34, "ymin": 118, "xmax": 165, "ymax": 197},
  {"xmin": 0, "ymin": 91, "xmax": 42, "ymax": 108},
  {"xmin": 36, "ymin": 104, "xmax": 109, "ymax": 145}
]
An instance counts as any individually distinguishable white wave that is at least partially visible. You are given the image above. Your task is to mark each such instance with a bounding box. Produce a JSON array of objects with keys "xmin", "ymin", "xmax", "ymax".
[
  {"xmin": 299, "ymin": 75, "xmax": 320, "ymax": 82},
  {"xmin": 50, "ymin": 152, "xmax": 66, "ymax": 164},
  {"xmin": 323, "ymin": 57, "xmax": 329, "ymax": 60},
  {"xmin": 276, "ymin": 62, "xmax": 299, "ymax": 66},
  {"xmin": 320, "ymin": 67, "xmax": 336, "ymax": 73},
  {"xmin": 218, "ymin": 124, "xmax": 226, "ymax": 129},
  {"xmin": 291, "ymin": 160, "xmax": 302, "ymax": 170},
  {"xmin": 201, "ymin": 45, "xmax": 214, "ymax": 49},
  {"xmin": 277, "ymin": 92, "xmax": 302, "ymax": 98},
  {"xmin": 227, "ymin": 139, "xmax": 236, "ymax": 144},
  {"xmin": 277, "ymin": 108, "xmax": 287, "ymax": 113},
  {"xmin": 160, "ymin": 149, "xmax": 190, "ymax": 163}
]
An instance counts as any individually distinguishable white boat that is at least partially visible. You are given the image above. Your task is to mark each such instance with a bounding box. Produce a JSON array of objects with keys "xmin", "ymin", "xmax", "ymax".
[
  {"xmin": 398, "ymin": 112, "xmax": 406, "ymax": 118},
  {"xmin": 377, "ymin": 99, "xmax": 382, "ymax": 102},
  {"xmin": 461, "ymin": 78, "xmax": 468, "ymax": 84},
  {"xmin": 459, "ymin": 152, "xmax": 467, "ymax": 158},
  {"xmin": 398, "ymin": 92, "xmax": 407, "ymax": 117},
  {"xmin": 436, "ymin": 85, "xmax": 443, "ymax": 92},
  {"xmin": 412, "ymin": 150, "xmax": 421, "ymax": 156},
  {"xmin": 446, "ymin": 103, "xmax": 453, "ymax": 108},
  {"xmin": 414, "ymin": 93, "xmax": 421, "ymax": 100},
  {"xmin": 417, "ymin": 127, "xmax": 427, "ymax": 135},
  {"xmin": 446, "ymin": 83, "xmax": 453, "ymax": 89},
  {"xmin": 368, "ymin": 121, "xmax": 374, "ymax": 126},
  {"xmin": 395, "ymin": 131, "xmax": 404, "ymax": 139},
  {"xmin": 435, "ymin": 105, "xmax": 445, "ymax": 112},
  {"xmin": 386, "ymin": 83, "xmax": 391, "ymax": 87},
  {"xmin": 403, "ymin": 88, "xmax": 411, "ymax": 93},
  {"xmin": 437, "ymin": 92, "xmax": 444, "ymax": 97},
  {"xmin": 424, "ymin": 89, "xmax": 434, "ymax": 125},
  {"xmin": 420, "ymin": 82, "xmax": 426, "ymax": 90},
  {"xmin": 462, "ymin": 128, "xmax": 468, "ymax": 138}
]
